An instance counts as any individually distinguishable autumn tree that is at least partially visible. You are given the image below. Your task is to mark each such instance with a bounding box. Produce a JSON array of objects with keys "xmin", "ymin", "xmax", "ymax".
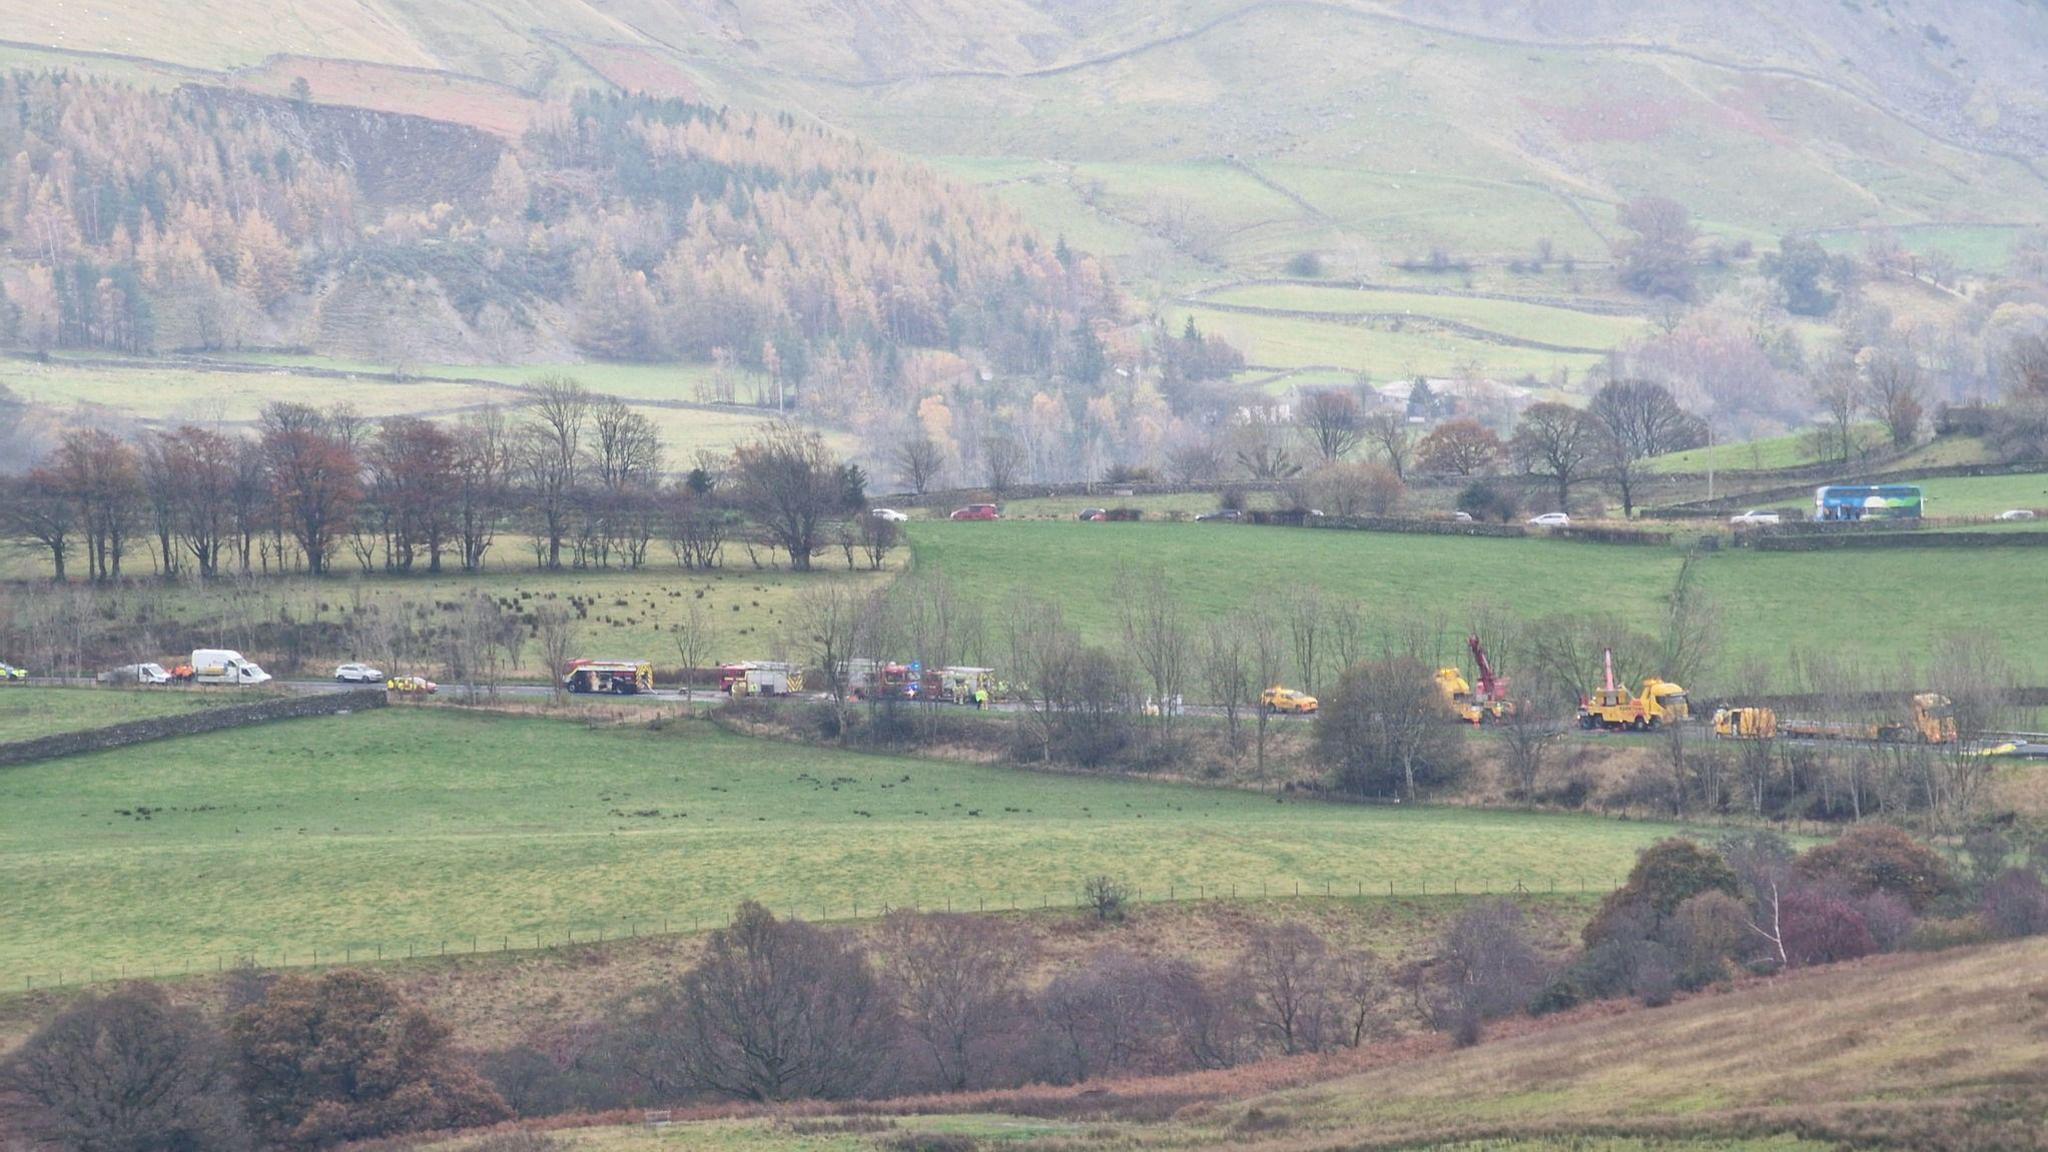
[
  {"xmin": 1416, "ymin": 418, "xmax": 1502, "ymax": 475},
  {"xmin": 1863, "ymin": 346, "xmax": 1925, "ymax": 448},
  {"xmin": 259, "ymin": 403, "xmax": 360, "ymax": 575},
  {"xmin": 366, "ymin": 416, "xmax": 458, "ymax": 572},
  {"xmin": 229, "ymin": 969, "xmax": 507, "ymax": 1148},
  {"xmin": 729, "ymin": 423, "xmax": 849, "ymax": 571},
  {"xmin": 52, "ymin": 427, "xmax": 141, "ymax": 580},
  {"xmin": 1, "ymin": 468, "xmax": 76, "ymax": 579},
  {"xmin": 1, "ymin": 984, "xmax": 251, "ymax": 1152},
  {"xmin": 1511, "ymin": 401, "xmax": 1598, "ymax": 513}
]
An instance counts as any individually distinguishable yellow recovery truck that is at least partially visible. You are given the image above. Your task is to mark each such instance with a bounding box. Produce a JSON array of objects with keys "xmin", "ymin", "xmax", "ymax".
[{"xmin": 1578, "ymin": 649, "xmax": 1689, "ymax": 731}]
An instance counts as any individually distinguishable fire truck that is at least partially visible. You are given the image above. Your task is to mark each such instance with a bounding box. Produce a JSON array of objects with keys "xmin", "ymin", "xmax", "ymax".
[
  {"xmin": 846, "ymin": 658, "xmax": 916, "ymax": 699},
  {"xmin": 718, "ymin": 661, "xmax": 803, "ymax": 696},
  {"xmin": 562, "ymin": 659, "xmax": 654, "ymax": 695}
]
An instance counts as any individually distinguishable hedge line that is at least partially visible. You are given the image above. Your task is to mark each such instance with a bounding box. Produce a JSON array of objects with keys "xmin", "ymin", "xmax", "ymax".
[
  {"xmin": 1309, "ymin": 516, "xmax": 1526, "ymax": 538},
  {"xmin": 1748, "ymin": 531, "xmax": 2048, "ymax": 551}
]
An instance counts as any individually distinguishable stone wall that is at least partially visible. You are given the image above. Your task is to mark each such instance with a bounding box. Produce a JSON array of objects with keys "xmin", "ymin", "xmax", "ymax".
[{"xmin": 0, "ymin": 688, "xmax": 387, "ymax": 768}]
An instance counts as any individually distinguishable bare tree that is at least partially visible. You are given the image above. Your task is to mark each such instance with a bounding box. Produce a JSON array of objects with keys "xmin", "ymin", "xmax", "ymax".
[
  {"xmin": 1499, "ymin": 694, "xmax": 1564, "ymax": 800},
  {"xmin": 1863, "ymin": 346, "xmax": 1925, "ymax": 449},
  {"xmin": 876, "ymin": 912, "xmax": 1028, "ymax": 1092},
  {"xmin": 1203, "ymin": 617, "xmax": 1255, "ymax": 749},
  {"xmin": 1296, "ymin": 390, "xmax": 1364, "ymax": 462},
  {"xmin": 981, "ymin": 433, "xmax": 1026, "ymax": 497},
  {"xmin": 1363, "ymin": 411, "xmax": 1413, "ymax": 480},
  {"xmin": 1286, "ymin": 584, "xmax": 1326, "ymax": 694},
  {"xmin": 671, "ymin": 597, "xmax": 714, "ymax": 694},
  {"xmin": 890, "ymin": 432, "xmax": 946, "ymax": 495},
  {"xmin": 518, "ymin": 376, "xmax": 589, "ymax": 569},
  {"xmin": 1511, "ymin": 402, "xmax": 1598, "ymax": 513},
  {"xmin": 1235, "ymin": 921, "xmax": 1331, "ymax": 1054},
  {"xmin": 859, "ymin": 512, "xmax": 901, "ymax": 570},
  {"xmin": 1250, "ymin": 611, "xmax": 1286, "ymax": 782},
  {"xmin": 641, "ymin": 904, "xmax": 897, "ymax": 1102},
  {"xmin": 728, "ymin": 423, "xmax": 849, "ymax": 572},
  {"xmin": 536, "ymin": 604, "xmax": 575, "ymax": 701},
  {"xmin": 1116, "ymin": 565, "xmax": 1192, "ymax": 733},
  {"xmin": 1587, "ymin": 380, "xmax": 1705, "ymax": 517},
  {"xmin": 1810, "ymin": 351, "xmax": 1861, "ymax": 464},
  {"xmin": 790, "ymin": 583, "xmax": 864, "ymax": 736}
]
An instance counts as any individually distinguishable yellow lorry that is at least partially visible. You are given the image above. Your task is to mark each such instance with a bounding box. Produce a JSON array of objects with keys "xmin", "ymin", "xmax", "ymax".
[
  {"xmin": 1578, "ymin": 649, "xmax": 1689, "ymax": 731},
  {"xmin": 1711, "ymin": 694, "xmax": 1957, "ymax": 745},
  {"xmin": 1435, "ymin": 634, "xmax": 1514, "ymax": 724}
]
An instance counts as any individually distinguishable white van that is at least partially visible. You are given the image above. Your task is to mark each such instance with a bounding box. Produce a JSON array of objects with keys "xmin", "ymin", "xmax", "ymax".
[
  {"xmin": 98, "ymin": 662, "xmax": 173, "ymax": 685},
  {"xmin": 189, "ymin": 649, "xmax": 272, "ymax": 686}
]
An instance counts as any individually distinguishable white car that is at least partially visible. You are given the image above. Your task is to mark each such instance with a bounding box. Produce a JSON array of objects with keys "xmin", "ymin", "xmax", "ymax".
[
  {"xmin": 1729, "ymin": 509, "xmax": 1782, "ymax": 526},
  {"xmin": 1996, "ymin": 509, "xmax": 2037, "ymax": 521},
  {"xmin": 869, "ymin": 508, "xmax": 909, "ymax": 523},
  {"xmin": 98, "ymin": 662, "xmax": 172, "ymax": 685},
  {"xmin": 334, "ymin": 662, "xmax": 386, "ymax": 683},
  {"xmin": 1527, "ymin": 512, "xmax": 1571, "ymax": 528}
]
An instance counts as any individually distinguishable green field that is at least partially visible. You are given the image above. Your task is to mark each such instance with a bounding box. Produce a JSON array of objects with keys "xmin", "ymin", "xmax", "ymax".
[
  {"xmin": 1163, "ymin": 302, "xmax": 1607, "ymax": 384},
  {"xmin": 0, "ymin": 562, "xmax": 894, "ymax": 679},
  {"xmin": 8, "ymin": 355, "xmax": 822, "ymax": 460},
  {"xmin": 0, "ymin": 687, "xmax": 243, "ymax": 743},
  {"xmin": 1921, "ymin": 473, "xmax": 2048, "ymax": 517},
  {"xmin": 1201, "ymin": 284, "xmax": 1649, "ymax": 351},
  {"xmin": 0, "ymin": 708, "xmax": 1701, "ymax": 979},
  {"xmin": 909, "ymin": 521, "xmax": 2048, "ymax": 684}
]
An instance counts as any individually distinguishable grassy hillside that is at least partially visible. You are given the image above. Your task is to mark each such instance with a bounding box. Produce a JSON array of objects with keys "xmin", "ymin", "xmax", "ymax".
[
  {"xmin": 7, "ymin": 0, "xmax": 2042, "ymax": 419},
  {"xmin": 909, "ymin": 521, "xmax": 2048, "ymax": 683},
  {"xmin": 0, "ymin": 708, "xmax": 1701, "ymax": 979},
  {"xmin": 411, "ymin": 936, "xmax": 2048, "ymax": 1150}
]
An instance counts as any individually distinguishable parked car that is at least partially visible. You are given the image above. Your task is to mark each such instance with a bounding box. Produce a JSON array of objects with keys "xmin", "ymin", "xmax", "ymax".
[
  {"xmin": 1260, "ymin": 686, "xmax": 1319, "ymax": 715},
  {"xmin": 1729, "ymin": 509, "xmax": 1782, "ymax": 526},
  {"xmin": 0, "ymin": 662, "xmax": 27, "ymax": 683},
  {"xmin": 334, "ymin": 662, "xmax": 386, "ymax": 683},
  {"xmin": 949, "ymin": 504, "xmax": 1000, "ymax": 521},
  {"xmin": 1195, "ymin": 509, "xmax": 1242, "ymax": 522},
  {"xmin": 1453, "ymin": 511, "xmax": 1475, "ymax": 523},
  {"xmin": 1077, "ymin": 507, "xmax": 1107, "ymax": 522},
  {"xmin": 1527, "ymin": 512, "xmax": 1571, "ymax": 527},
  {"xmin": 98, "ymin": 663, "xmax": 173, "ymax": 686},
  {"xmin": 869, "ymin": 507, "xmax": 909, "ymax": 522},
  {"xmin": 386, "ymin": 675, "xmax": 438, "ymax": 695},
  {"xmin": 1996, "ymin": 509, "xmax": 2038, "ymax": 521}
]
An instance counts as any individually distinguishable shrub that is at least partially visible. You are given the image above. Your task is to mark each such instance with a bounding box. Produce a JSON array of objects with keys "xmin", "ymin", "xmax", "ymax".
[
  {"xmin": 1428, "ymin": 899, "xmax": 1549, "ymax": 1041},
  {"xmin": 1316, "ymin": 656, "xmax": 1468, "ymax": 800},
  {"xmin": 1456, "ymin": 480, "xmax": 1517, "ymax": 523},
  {"xmin": 1085, "ymin": 875, "xmax": 1130, "ymax": 923},
  {"xmin": 1982, "ymin": 868, "xmax": 2048, "ymax": 938},
  {"xmin": 1797, "ymin": 825, "xmax": 1958, "ymax": 910},
  {"xmin": 1857, "ymin": 890, "xmax": 1919, "ymax": 952},
  {"xmin": 1666, "ymin": 890, "xmax": 1753, "ymax": 987},
  {"xmin": 1584, "ymin": 838, "xmax": 1741, "ymax": 947},
  {"xmin": 1284, "ymin": 251, "xmax": 1325, "ymax": 278},
  {"xmin": 1779, "ymin": 888, "xmax": 1876, "ymax": 967},
  {"xmin": 1103, "ymin": 507, "xmax": 1143, "ymax": 521},
  {"xmin": 0, "ymin": 984, "xmax": 251, "ymax": 1152},
  {"xmin": 882, "ymin": 1133, "xmax": 980, "ymax": 1152}
]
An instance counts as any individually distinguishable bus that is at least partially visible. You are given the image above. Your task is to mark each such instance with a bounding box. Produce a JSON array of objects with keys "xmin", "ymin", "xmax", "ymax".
[{"xmin": 1813, "ymin": 484, "xmax": 1922, "ymax": 522}]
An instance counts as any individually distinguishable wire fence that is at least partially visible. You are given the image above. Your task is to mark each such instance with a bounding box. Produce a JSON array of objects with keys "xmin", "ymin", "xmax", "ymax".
[{"xmin": 6, "ymin": 874, "xmax": 1626, "ymax": 994}]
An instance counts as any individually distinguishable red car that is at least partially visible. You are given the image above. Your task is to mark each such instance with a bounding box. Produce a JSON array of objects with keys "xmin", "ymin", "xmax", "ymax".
[{"xmin": 949, "ymin": 504, "xmax": 1001, "ymax": 521}]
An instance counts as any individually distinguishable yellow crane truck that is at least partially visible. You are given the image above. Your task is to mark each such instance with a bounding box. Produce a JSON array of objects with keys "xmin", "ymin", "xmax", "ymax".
[{"xmin": 1578, "ymin": 649, "xmax": 1689, "ymax": 731}]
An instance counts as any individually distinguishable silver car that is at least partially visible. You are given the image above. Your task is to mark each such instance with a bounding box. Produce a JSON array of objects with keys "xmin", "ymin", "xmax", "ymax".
[{"xmin": 334, "ymin": 662, "xmax": 386, "ymax": 683}]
